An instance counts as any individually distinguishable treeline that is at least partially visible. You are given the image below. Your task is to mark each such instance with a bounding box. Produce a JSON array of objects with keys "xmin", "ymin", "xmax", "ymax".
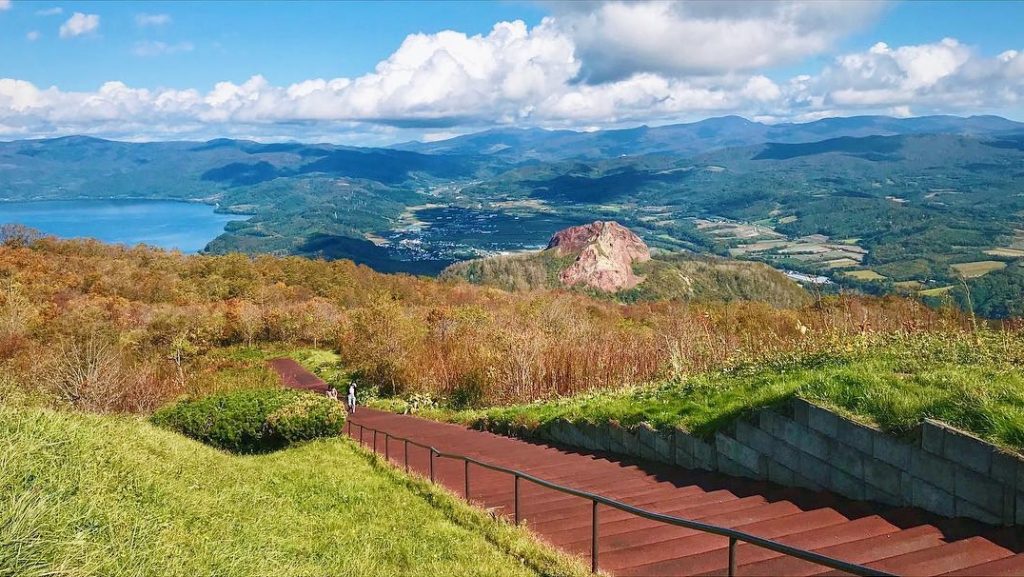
[{"xmin": 0, "ymin": 229, "xmax": 975, "ymax": 413}]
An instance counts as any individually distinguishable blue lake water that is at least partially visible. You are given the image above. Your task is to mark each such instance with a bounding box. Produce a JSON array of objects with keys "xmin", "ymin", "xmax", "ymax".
[{"xmin": 0, "ymin": 200, "xmax": 245, "ymax": 253}]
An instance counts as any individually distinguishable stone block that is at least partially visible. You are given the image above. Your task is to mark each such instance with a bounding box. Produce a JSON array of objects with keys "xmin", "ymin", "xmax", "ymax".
[
  {"xmin": 990, "ymin": 450, "xmax": 1020, "ymax": 488},
  {"xmin": 791, "ymin": 399, "xmax": 810, "ymax": 426},
  {"xmin": 899, "ymin": 472, "xmax": 914, "ymax": 504},
  {"xmin": 955, "ymin": 466, "xmax": 1004, "ymax": 515},
  {"xmin": 831, "ymin": 441, "xmax": 864, "ymax": 478},
  {"xmin": 873, "ymin": 433, "xmax": 912, "ymax": 470},
  {"xmin": 693, "ymin": 439, "xmax": 717, "ymax": 471},
  {"xmin": 792, "ymin": 471, "xmax": 824, "ymax": 492},
  {"xmin": 798, "ymin": 451, "xmax": 830, "ymax": 488},
  {"xmin": 736, "ymin": 420, "xmax": 774, "ymax": 456},
  {"xmin": 719, "ymin": 454, "xmax": 761, "ymax": 480},
  {"xmin": 608, "ymin": 426, "xmax": 626, "ymax": 455},
  {"xmin": 941, "ymin": 427, "xmax": 993, "ymax": 476},
  {"xmin": 836, "ymin": 418, "xmax": 875, "ymax": 454},
  {"xmin": 772, "ymin": 441, "xmax": 800, "ymax": 471},
  {"xmin": 759, "ymin": 410, "xmax": 780, "ymax": 433},
  {"xmin": 910, "ymin": 450, "xmax": 955, "ymax": 494},
  {"xmin": 1016, "ymin": 492, "xmax": 1024, "ymax": 526},
  {"xmin": 807, "ymin": 403, "xmax": 840, "ymax": 438},
  {"xmin": 768, "ymin": 461, "xmax": 795, "ymax": 486},
  {"xmin": 956, "ymin": 498, "xmax": 1002, "ymax": 525},
  {"xmin": 716, "ymin": 433, "xmax": 765, "ymax": 476},
  {"xmin": 1003, "ymin": 487, "xmax": 1017, "ymax": 526},
  {"xmin": 830, "ymin": 467, "xmax": 866, "ymax": 500},
  {"xmin": 864, "ymin": 485, "xmax": 901, "ymax": 507},
  {"xmin": 648, "ymin": 431, "xmax": 672, "ymax": 464},
  {"xmin": 921, "ymin": 419, "xmax": 945, "ymax": 456},
  {"xmin": 621, "ymin": 428, "xmax": 639, "ymax": 457},
  {"xmin": 912, "ymin": 478, "xmax": 955, "ymax": 518},
  {"xmin": 864, "ymin": 458, "xmax": 902, "ymax": 496}
]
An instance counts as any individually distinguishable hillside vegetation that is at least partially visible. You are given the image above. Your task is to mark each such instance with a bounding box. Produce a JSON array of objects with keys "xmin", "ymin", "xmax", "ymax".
[
  {"xmin": 442, "ymin": 250, "xmax": 810, "ymax": 308},
  {"xmin": 0, "ymin": 234, "xmax": 962, "ymax": 411},
  {"xmin": 393, "ymin": 332, "xmax": 1024, "ymax": 453},
  {"xmin": 0, "ymin": 407, "xmax": 586, "ymax": 577}
]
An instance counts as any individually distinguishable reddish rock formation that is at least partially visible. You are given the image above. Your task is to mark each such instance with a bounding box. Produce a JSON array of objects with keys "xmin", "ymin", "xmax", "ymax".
[{"xmin": 547, "ymin": 221, "xmax": 651, "ymax": 292}]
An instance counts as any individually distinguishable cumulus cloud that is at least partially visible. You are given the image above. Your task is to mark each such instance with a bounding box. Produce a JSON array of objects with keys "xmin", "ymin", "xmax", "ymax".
[
  {"xmin": 59, "ymin": 12, "xmax": 99, "ymax": 38},
  {"xmin": 798, "ymin": 38, "xmax": 1024, "ymax": 115},
  {"xmin": 26, "ymin": 30, "xmax": 40, "ymax": 41},
  {"xmin": 1, "ymin": 13, "xmax": 1022, "ymax": 142},
  {"xmin": 133, "ymin": 40, "xmax": 194, "ymax": 57},
  {"xmin": 135, "ymin": 13, "xmax": 171, "ymax": 27},
  {"xmin": 0, "ymin": 1, "xmax": 10, "ymax": 12},
  {"xmin": 35, "ymin": 6, "xmax": 62, "ymax": 16},
  {"xmin": 550, "ymin": 0, "xmax": 885, "ymax": 82}
]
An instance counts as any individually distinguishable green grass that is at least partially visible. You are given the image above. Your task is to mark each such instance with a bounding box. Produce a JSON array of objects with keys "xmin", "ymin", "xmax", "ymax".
[
  {"xmin": 0, "ymin": 407, "xmax": 587, "ymax": 577},
  {"xmin": 398, "ymin": 332, "xmax": 1024, "ymax": 453}
]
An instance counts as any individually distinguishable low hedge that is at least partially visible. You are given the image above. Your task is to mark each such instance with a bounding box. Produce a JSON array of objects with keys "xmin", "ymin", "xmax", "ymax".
[{"xmin": 152, "ymin": 388, "xmax": 346, "ymax": 453}]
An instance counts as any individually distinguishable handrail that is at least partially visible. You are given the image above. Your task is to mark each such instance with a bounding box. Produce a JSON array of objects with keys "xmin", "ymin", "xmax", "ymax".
[{"xmin": 346, "ymin": 420, "xmax": 895, "ymax": 577}]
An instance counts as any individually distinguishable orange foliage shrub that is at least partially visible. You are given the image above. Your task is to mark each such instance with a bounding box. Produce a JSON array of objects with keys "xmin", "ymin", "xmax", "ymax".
[{"xmin": 0, "ymin": 236, "xmax": 977, "ymax": 411}]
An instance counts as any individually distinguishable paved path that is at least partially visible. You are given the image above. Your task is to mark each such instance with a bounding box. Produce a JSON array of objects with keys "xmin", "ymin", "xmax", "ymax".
[{"xmin": 271, "ymin": 361, "xmax": 1024, "ymax": 576}]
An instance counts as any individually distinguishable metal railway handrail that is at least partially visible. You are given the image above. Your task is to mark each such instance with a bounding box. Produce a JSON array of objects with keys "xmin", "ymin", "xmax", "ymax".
[{"xmin": 347, "ymin": 420, "xmax": 896, "ymax": 577}]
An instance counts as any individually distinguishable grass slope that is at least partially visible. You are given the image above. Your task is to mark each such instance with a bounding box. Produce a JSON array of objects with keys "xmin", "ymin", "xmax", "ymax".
[
  {"xmin": 394, "ymin": 332, "xmax": 1024, "ymax": 453},
  {"xmin": 0, "ymin": 408, "xmax": 586, "ymax": 577}
]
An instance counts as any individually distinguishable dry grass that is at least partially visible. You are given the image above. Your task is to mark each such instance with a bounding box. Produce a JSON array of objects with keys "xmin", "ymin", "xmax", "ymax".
[{"xmin": 951, "ymin": 260, "xmax": 1008, "ymax": 278}]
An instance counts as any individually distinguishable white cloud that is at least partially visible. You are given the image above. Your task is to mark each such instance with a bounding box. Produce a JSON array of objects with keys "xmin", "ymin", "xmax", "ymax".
[
  {"xmin": 59, "ymin": 12, "xmax": 99, "ymax": 38},
  {"xmin": 135, "ymin": 13, "xmax": 171, "ymax": 27},
  {"xmin": 26, "ymin": 30, "xmax": 40, "ymax": 41},
  {"xmin": 550, "ymin": 0, "xmax": 885, "ymax": 82},
  {"xmin": 133, "ymin": 40, "xmax": 194, "ymax": 57},
  {"xmin": 0, "ymin": 1, "xmax": 11, "ymax": 12},
  {"xmin": 807, "ymin": 38, "xmax": 1023, "ymax": 114},
  {"xmin": 0, "ymin": 14, "xmax": 1022, "ymax": 143},
  {"xmin": 35, "ymin": 6, "xmax": 62, "ymax": 16}
]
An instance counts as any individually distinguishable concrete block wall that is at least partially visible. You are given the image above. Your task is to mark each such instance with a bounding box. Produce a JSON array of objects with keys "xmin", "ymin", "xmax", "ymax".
[{"xmin": 524, "ymin": 398, "xmax": 1024, "ymax": 526}]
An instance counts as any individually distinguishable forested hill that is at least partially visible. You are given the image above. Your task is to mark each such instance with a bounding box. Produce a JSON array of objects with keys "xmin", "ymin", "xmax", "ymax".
[{"xmin": 1, "ymin": 116, "xmax": 1023, "ymax": 316}]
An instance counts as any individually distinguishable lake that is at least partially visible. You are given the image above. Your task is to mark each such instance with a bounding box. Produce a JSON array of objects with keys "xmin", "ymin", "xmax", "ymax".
[{"xmin": 0, "ymin": 200, "xmax": 245, "ymax": 253}]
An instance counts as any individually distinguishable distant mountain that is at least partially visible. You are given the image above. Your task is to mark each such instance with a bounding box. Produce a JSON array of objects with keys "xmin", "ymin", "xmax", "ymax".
[{"xmin": 392, "ymin": 115, "xmax": 1024, "ymax": 161}]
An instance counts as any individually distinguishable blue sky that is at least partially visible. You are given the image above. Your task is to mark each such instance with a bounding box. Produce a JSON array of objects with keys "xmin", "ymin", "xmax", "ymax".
[{"xmin": 2, "ymin": 1, "xmax": 1023, "ymax": 143}]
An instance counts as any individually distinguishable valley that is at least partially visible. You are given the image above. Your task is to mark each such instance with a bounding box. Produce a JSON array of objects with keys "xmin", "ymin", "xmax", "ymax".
[{"xmin": 2, "ymin": 115, "xmax": 1024, "ymax": 314}]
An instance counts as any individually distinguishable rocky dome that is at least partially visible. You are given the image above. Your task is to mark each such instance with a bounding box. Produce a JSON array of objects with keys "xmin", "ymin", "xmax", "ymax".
[{"xmin": 547, "ymin": 221, "xmax": 651, "ymax": 292}]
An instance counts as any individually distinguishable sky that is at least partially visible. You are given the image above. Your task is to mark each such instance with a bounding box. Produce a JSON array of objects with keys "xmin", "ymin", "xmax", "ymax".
[{"xmin": 1, "ymin": 0, "xmax": 1024, "ymax": 144}]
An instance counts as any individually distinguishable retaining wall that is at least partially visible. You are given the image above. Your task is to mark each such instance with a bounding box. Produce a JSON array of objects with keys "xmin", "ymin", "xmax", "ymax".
[{"xmin": 524, "ymin": 398, "xmax": 1024, "ymax": 526}]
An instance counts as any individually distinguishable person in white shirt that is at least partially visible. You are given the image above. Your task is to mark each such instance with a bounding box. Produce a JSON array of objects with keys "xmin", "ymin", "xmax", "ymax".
[{"xmin": 347, "ymin": 382, "xmax": 357, "ymax": 414}]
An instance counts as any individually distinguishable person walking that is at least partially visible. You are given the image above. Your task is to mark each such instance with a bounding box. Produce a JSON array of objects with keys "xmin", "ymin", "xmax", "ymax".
[
  {"xmin": 347, "ymin": 381, "xmax": 357, "ymax": 414},
  {"xmin": 326, "ymin": 384, "xmax": 339, "ymax": 402}
]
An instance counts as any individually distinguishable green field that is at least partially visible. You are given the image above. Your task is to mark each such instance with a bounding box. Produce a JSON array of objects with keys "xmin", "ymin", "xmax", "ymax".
[
  {"xmin": 0, "ymin": 408, "xmax": 585, "ymax": 577},
  {"xmin": 844, "ymin": 269, "xmax": 886, "ymax": 281}
]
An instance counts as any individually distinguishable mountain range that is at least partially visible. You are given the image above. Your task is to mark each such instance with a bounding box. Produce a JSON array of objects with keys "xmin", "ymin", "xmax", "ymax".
[{"xmin": 1, "ymin": 114, "xmax": 1023, "ymax": 315}]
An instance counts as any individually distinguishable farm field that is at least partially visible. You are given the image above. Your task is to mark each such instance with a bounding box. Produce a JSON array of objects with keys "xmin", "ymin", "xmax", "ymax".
[
  {"xmin": 951, "ymin": 260, "xmax": 1008, "ymax": 278},
  {"xmin": 844, "ymin": 269, "xmax": 886, "ymax": 281}
]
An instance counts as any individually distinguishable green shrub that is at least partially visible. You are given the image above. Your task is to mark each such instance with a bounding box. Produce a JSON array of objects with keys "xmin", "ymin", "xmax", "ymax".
[{"xmin": 152, "ymin": 388, "xmax": 345, "ymax": 453}]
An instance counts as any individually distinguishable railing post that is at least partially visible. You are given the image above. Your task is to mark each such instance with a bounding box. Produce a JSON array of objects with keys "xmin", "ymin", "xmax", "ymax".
[
  {"xmin": 429, "ymin": 448, "xmax": 435, "ymax": 483},
  {"xmin": 385, "ymin": 433, "xmax": 390, "ymax": 461},
  {"xmin": 359, "ymin": 424, "xmax": 363, "ymax": 444},
  {"xmin": 465, "ymin": 459, "xmax": 471, "ymax": 500},
  {"xmin": 591, "ymin": 500, "xmax": 599, "ymax": 573},
  {"xmin": 728, "ymin": 536, "xmax": 737, "ymax": 577},
  {"xmin": 373, "ymin": 430, "xmax": 377, "ymax": 453},
  {"xmin": 404, "ymin": 439, "xmax": 409, "ymax": 472},
  {"xmin": 514, "ymin": 473, "xmax": 521, "ymax": 525}
]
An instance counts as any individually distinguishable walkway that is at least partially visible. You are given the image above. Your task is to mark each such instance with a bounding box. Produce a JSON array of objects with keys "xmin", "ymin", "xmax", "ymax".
[{"xmin": 271, "ymin": 361, "xmax": 1024, "ymax": 576}]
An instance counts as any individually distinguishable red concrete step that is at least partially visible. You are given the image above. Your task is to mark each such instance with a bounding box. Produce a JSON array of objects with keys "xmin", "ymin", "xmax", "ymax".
[
  {"xmin": 273, "ymin": 361, "xmax": 1024, "ymax": 577},
  {"xmin": 849, "ymin": 536, "xmax": 1014, "ymax": 577},
  {"xmin": 941, "ymin": 553, "xmax": 1024, "ymax": 576}
]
